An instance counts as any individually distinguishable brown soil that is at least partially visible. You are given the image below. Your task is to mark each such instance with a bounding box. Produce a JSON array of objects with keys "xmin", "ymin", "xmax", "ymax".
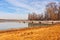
[{"xmin": 0, "ymin": 24, "xmax": 60, "ymax": 40}]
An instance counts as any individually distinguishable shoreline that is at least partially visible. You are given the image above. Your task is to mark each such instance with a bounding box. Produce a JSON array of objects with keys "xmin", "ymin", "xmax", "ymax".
[{"xmin": 0, "ymin": 24, "xmax": 56, "ymax": 33}]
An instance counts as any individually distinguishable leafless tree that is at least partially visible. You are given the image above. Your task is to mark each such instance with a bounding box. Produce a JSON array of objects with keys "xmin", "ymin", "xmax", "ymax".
[
  {"xmin": 58, "ymin": 2, "xmax": 60, "ymax": 20},
  {"xmin": 45, "ymin": 2, "xmax": 58, "ymax": 20}
]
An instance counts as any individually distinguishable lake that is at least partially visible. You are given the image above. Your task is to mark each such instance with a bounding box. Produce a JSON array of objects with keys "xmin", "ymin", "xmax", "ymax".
[
  {"xmin": 0, "ymin": 22, "xmax": 52, "ymax": 30},
  {"xmin": 0, "ymin": 22, "xmax": 28, "ymax": 30}
]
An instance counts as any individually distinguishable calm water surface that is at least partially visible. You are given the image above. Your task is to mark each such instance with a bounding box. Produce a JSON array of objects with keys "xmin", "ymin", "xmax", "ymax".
[
  {"xmin": 0, "ymin": 22, "xmax": 51, "ymax": 30},
  {"xmin": 0, "ymin": 22, "xmax": 28, "ymax": 30}
]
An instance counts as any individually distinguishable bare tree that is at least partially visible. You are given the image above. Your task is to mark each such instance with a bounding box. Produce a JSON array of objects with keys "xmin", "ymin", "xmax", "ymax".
[
  {"xmin": 28, "ymin": 13, "xmax": 43, "ymax": 20},
  {"xmin": 45, "ymin": 2, "xmax": 58, "ymax": 20},
  {"xmin": 58, "ymin": 2, "xmax": 60, "ymax": 20}
]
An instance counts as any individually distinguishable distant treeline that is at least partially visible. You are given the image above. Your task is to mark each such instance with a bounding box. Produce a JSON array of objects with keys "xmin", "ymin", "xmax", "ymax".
[{"xmin": 28, "ymin": 2, "xmax": 60, "ymax": 20}]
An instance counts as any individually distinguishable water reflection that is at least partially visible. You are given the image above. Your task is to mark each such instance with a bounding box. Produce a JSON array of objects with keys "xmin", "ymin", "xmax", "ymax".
[
  {"xmin": 0, "ymin": 22, "xmax": 51, "ymax": 30},
  {"xmin": 28, "ymin": 23, "xmax": 51, "ymax": 27},
  {"xmin": 0, "ymin": 22, "xmax": 28, "ymax": 30}
]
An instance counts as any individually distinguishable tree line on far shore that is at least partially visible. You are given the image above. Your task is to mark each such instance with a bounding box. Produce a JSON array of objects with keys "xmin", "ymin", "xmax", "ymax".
[{"xmin": 28, "ymin": 2, "xmax": 60, "ymax": 20}]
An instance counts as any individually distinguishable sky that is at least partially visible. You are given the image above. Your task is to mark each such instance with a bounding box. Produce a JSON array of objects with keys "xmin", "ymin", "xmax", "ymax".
[{"xmin": 0, "ymin": 0, "xmax": 60, "ymax": 19}]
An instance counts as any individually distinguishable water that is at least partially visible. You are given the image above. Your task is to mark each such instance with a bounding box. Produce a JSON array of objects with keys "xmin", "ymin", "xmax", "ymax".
[
  {"xmin": 0, "ymin": 22, "xmax": 51, "ymax": 30},
  {"xmin": 0, "ymin": 22, "xmax": 28, "ymax": 30},
  {"xmin": 28, "ymin": 23, "xmax": 51, "ymax": 27}
]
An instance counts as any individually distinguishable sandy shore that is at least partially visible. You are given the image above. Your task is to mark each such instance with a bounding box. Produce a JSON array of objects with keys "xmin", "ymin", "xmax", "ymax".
[{"xmin": 0, "ymin": 24, "xmax": 60, "ymax": 40}]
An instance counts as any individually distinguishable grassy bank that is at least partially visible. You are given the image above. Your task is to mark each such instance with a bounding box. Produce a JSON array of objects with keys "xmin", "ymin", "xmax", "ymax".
[{"xmin": 0, "ymin": 24, "xmax": 60, "ymax": 40}]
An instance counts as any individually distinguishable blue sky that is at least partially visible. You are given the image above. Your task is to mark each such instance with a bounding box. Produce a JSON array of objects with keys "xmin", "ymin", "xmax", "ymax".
[{"xmin": 0, "ymin": 0, "xmax": 60, "ymax": 19}]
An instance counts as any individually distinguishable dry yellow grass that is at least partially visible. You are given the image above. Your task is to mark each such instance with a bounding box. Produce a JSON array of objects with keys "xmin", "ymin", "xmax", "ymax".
[{"xmin": 0, "ymin": 24, "xmax": 60, "ymax": 40}]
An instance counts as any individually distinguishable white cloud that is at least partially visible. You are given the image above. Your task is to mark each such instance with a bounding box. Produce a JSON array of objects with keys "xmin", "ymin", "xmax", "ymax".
[
  {"xmin": 7, "ymin": 7, "xmax": 20, "ymax": 13},
  {"xmin": 30, "ymin": 0, "xmax": 59, "ymax": 13},
  {"xmin": 5, "ymin": 0, "xmax": 39, "ymax": 13},
  {"xmin": 30, "ymin": 1, "xmax": 48, "ymax": 13},
  {"xmin": 5, "ymin": 0, "xmax": 59, "ymax": 14},
  {"xmin": 0, "ymin": 11, "xmax": 28, "ymax": 20}
]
